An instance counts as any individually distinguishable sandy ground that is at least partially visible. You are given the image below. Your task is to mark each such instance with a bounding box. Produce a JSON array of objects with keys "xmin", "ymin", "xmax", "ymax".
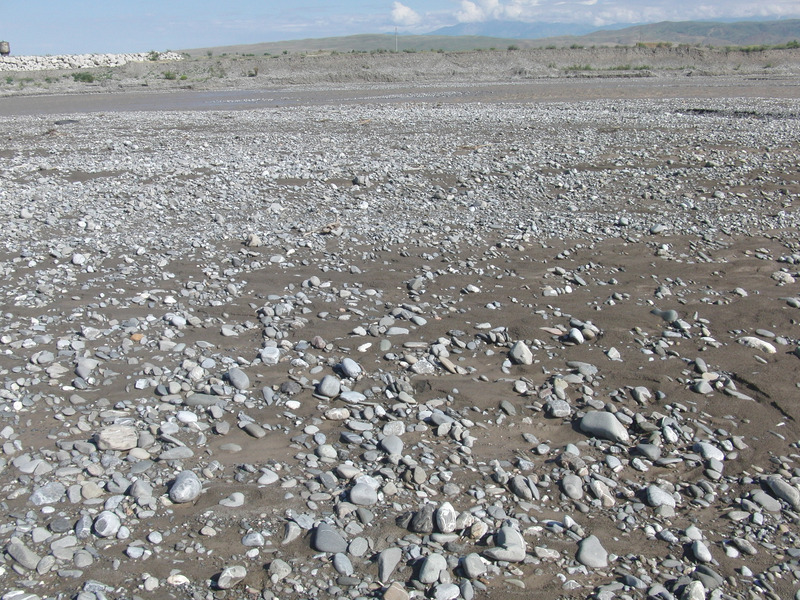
[{"xmin": 1, "ymin": 49, "xmax": 800, "ymax": 600}]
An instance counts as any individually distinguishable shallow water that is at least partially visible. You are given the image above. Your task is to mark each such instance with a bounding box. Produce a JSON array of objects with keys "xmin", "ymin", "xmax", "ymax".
[{"xmin": 1, "ymin": 76, "xmax": 798, "ymax": 116}]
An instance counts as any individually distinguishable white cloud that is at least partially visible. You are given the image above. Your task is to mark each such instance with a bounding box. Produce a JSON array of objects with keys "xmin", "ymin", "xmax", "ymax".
[
  {"xmin": 457, "ymin": 1, "xmax": 485, "ymax": 22},
  {"xmin": 452, "ymin": 0, "xmax": 800, "ymax": 25},
  {"xmin": 391, "ymin": 2, "xmax": 422, "ymax": 26}
]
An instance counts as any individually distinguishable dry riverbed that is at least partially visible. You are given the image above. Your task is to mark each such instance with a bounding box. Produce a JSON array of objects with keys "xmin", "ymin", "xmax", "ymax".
[{"xmin": 1, "ymin": 50, "xmax": 800, "ymax": 600}]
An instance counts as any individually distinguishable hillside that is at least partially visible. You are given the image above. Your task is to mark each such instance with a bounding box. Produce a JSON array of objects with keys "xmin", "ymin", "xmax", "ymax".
[
  {"xmin": 181, "ymin": 34, "xmax": 524, "ymax": 58},
  {"xmin": 548, "ymin": 19, "xmax": 800, "ymax": 48},
  {"xmin": 180, "ymin": 19, "xmax": 800, "ymax": 57}
]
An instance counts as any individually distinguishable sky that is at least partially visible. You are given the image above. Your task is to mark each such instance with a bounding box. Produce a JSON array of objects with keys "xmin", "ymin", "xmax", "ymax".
[{"xmin": 3, "ymin": 0, "xmax": 800, "ymax": 56}]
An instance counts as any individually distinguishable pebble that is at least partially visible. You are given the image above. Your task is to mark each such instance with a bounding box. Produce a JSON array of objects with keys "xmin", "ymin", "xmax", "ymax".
[
  {"xmin": 226, "ymin": 367, "xmax": 250, "ymax": 390},
  {"xmin": 483, "ymin": 525, "xmax": 526, "ymax": 562},
  {"xmin": 379, "ymin": 547, "xmax": 403, "ymax": 582},
  {"xmin": 579, "ymin": 411, "xmax": 630, "ymax": 444},
  {"xmin": 645, "ymin": 485, "xmax": 676, "ymax": 508},
  {"xmin": 419, "ymin": 553, "xmax": 448, "ymax": 584},
  {"xmin": 312, "ymin": 522, "xmax": 348, "ymax": 553},
  {"xmin": 169, "ymin": 471, "xmax": 203, "ymax": 503},
  {"xmin": 92, "ymin": 511, "xmax": 121, "ymax": 538},
  {"xmin": 216, "ymin": 565, "xmax": 247, "ymax": 589},
  {"xmin": 577, "ymin": 535, "xmax": 608, "ymax": 568},
  {"xmin": 94, "ymin": 425, "xmax": 139, "ymax": 451},
  {"xmin": 349, "ymin": 482, "xmax": 378, "ymax": 506},
  {"xmin": 316, "ymin": 375, "xmax": 341, "ymax": 398},
  {"xmin": 0, "ymin": 69, "xmax": 796, "ymax": 600},
  {"xmin": 509, "ymin": 340, "xmax": 533, "ymax": 365}
]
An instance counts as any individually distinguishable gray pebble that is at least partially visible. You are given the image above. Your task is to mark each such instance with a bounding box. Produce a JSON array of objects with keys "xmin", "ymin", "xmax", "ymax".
[{"xmin": 169, "ymin": 470, "xmax": 202, "ymax": 503}]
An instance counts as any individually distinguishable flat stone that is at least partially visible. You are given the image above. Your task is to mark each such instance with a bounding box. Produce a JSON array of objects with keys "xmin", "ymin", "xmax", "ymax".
[
  {"xmin": 580, "ymin": 411, "xmax": 630, "ymax": 444},
  {"xmin": 94, "ymin": 425, "xmax": 138, "ymax": 451},
  {"xmin": 30, "ymin": 482, "xmax": 66, "ymax": 506},
  {"xmin": 378, "ymin": 547, "xmax": 402, "ymax": 582},
  {"xmin": 433, "ymin": 583, "xmax": 460, "ymax": 600},
  {"xmin": 547, "ymin": 398, "xmax": 571, "ymax": 418},
  {"xmin": 692, "ymin": 540, "xmax": 713, "ymax": 563},
  {"xmin": 752, "ymin": 490, "xmax": 782, "ymax": 512},
  {"xmin": 562, "ymin": 473, "xmax": 584, "ymax": 499},
  {"xmin": 767, "ymin": 476, "xmax": 800, "ymax": 510},
  {"xmin": 169, "ymin": 470, "xmax": 202, "ymax": 503},
  {"xmin": 226, "ymin": 367, "xmax": 250, "ymax": 390},
  {"xmin": 349, "ymin": 482, "xmax": 378, "ymax": 506},
  {"xmin": 316, "ymin": 375, "xmax": 341, "ymax": 398},
  {"xmin": 509, "ymin": 340, "xmax": 533, "ymax": 365},
  {"xmin": 339, "ymin": 358, "xmax": 362, "ymax": 378},
  {"xmin": 312, "ymin": 522, "xmax": 347, "ymax": 553},
  {"xmin": 269, "ymin": 558, "xmax": 292, "ymax": 583},
  {"xmin": 577, "ymin": 535, "xmax": 608, "ymax": 568},
  {"xmin": 332, "ymin": 552, "xmax": 354, "ymax": 576},
  {"xmin": 5, "ymin": 537, "xmax": 41, "ymax": 570},
  {"xmin": 419, "ymin": 552, "xmax": 447, "ymax": 584},
  {"xmin": 645, "ymin": 485, "xmax": 676, "ymax": 508},
  {"xmin": 380, "ymin": 434, "xmax": 404, "ymax": 455},
  {"xmin": 184, "ymin": 393, "xmax": 227, "ymax": 407},
  {"xmin": 216, "ymin": 565, "xmax": 246, "ymax": 589},
  {"xmin": 483, "ymin": 525, "xmax": 526, "ymax": 562},
  {"xmin": 159, "ymin": 447, "xmax": 194, "ymax": 460},
  {"xmin": 383, "ymin": 581, "xmax": 409, "ymax": 600},
  {"xmin": 460, "ymin": 553, "xmax": 486, "ymax": 579},
  {"xmin": 219, "ymin": 492, "xmax": 245, "ymax": 508}
]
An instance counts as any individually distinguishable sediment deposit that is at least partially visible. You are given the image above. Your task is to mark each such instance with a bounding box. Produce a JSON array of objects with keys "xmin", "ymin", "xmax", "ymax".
[{"xmin": 1, "ymin": 50, "xmax": 800, "ymax": 600}]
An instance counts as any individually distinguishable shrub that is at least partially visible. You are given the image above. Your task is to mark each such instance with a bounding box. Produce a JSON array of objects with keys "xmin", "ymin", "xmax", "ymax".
[
  {"xmin": 147, "ymin": 50, "xmax": 160, "ymax": 61},
  {"xmin": 507, "ymin": 44, "xmax": 519, "ymax": 51},
  {"xmin": 163, "ymin": 71, "xmax": 177, "ymax": 80},
  {"xmin": 72, "ymin": 72, "xmax": 95, "ymax": 83}
]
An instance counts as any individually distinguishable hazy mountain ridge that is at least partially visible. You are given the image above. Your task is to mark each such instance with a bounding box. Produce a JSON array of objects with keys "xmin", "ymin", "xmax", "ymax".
[
  {"xmin": 428, "ymin": 20, "xmax": 611, "ymax": 39},
  {"xmin": 181, "ymin": 19, "xmax": 800, "ymax": 57}
]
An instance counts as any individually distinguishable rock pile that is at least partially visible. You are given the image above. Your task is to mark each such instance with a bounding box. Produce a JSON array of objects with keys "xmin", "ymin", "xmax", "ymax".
[{"xmin": 0, "ymin": 51, "xmax": 184, "ymax": 72}]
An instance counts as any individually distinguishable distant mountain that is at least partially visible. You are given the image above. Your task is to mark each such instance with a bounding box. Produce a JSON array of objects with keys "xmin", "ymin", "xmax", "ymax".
[
  {"xmin": 428, "ymin": 20, "xmax": 622, "ymax": 39},
  {"xmin": 181, "ymin": 19, "xmax": 800, "ymax": 57},
  {"xmin": 538, "ymin": 19, "xmax": 800, "ymax": 47}
]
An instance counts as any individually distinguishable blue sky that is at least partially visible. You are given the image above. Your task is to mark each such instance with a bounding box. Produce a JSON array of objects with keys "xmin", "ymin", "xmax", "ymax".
[{"xmin": 4, "ymin": 0, "xmax": 800, "ymax": 55}]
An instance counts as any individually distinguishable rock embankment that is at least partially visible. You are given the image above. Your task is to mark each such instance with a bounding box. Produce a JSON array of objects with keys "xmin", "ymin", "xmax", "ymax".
[{"xmin": 0, "ymin": 51, "xmax": 184, "ymax": 72}]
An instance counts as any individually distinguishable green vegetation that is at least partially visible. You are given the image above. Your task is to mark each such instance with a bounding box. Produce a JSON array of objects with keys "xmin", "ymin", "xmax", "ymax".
[
  {"xmin": 726, "ymin": 40, "xmax": 800, "ymax": 52},
  {"xmin": 609, "ymin": 64, "xmax": 652, "ymax": 70},
  {"xmin": 570, "ymin": 44, "xmax": 584, "ymax": 49},
  {"xmin": 147, "ymin": 50, "xmax": 160, "ymax": 61},
  {"xmin": 507, "ymin": 44, "xmax": 519, "ymax": 51},
  {"xmin": 163, "ymin": 71, "xmax": 177, "ymax": 80},
  {"xmin": 5, "ymin": 76, "xmax": 12, "ymax": 84},
  {"xmin": 565, "ymin": 64, "xmax": 592, "ymax": 71},
  {"xmin": 72, "ymin": 72, "xmax": 95, "ymax": 83}
]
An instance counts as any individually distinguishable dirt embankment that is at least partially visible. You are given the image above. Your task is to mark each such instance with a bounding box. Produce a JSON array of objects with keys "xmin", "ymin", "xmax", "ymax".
[{"xmin": 1, "ymin": 45, "xmax": 799, "ymax": 97}]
